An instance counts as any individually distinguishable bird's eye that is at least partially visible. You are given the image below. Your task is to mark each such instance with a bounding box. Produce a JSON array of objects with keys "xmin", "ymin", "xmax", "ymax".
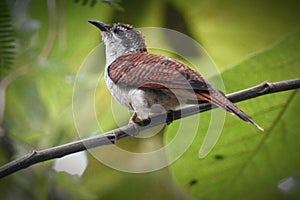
[{"xmin": 113, "ymin": 29, "xmax": 125, "ymax": 36}]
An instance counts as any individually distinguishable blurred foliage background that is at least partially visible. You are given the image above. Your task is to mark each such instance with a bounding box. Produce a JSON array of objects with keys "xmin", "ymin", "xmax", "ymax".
[{"xmin": 0, "ymin": 0, "xmax": 300, "ymax": 199}]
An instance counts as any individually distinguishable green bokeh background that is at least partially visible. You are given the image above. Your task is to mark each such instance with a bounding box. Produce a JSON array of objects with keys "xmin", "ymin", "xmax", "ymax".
[{"xmin": 1, "ymin": 0, "xmax": 300, "ymax": 199}]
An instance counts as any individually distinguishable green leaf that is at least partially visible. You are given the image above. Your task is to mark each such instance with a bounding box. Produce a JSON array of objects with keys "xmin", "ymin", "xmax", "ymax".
[
  {"xmin": 0, "ymin": 0, "xmax": 15, "ymax": 73},
  {"xmin": 170, "ymin": 31, "xmax": 300, "ymax": 199}
]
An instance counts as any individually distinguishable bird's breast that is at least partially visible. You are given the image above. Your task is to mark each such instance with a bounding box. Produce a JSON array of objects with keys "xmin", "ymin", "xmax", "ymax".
[{"xmin": 105, "ymin": 70, "xmax": 133, "ymax": 110}]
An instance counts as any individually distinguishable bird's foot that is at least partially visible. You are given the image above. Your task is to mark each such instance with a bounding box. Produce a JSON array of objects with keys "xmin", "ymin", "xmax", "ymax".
[
  {"xmin": 129, "ymin": 113, "xmax": 151, "ymax": 126},
  {"xmin": 166, "ymin": 110, "xmax": 175, "ymax": 125}
]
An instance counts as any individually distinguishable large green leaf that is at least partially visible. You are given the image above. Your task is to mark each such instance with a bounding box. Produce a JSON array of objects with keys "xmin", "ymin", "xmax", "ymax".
[{"xmin": 170, "ymin": 31, "xmax": 300, "ymax": 200}]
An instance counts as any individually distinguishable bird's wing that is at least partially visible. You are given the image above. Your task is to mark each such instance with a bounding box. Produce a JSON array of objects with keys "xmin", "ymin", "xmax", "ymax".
[
  {"xmin": 108, "ymin": 52, "xmax": 210, "ymax": 91},
  {"xmin": 108, "ymin": 52, "xmax": 264, "ymax": 130}
]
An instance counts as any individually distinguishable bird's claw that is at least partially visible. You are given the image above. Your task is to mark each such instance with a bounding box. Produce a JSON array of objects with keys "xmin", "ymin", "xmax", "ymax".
[
  {"xmin": 130, "ymin": 113, "xmax": 151, "ymax": 126},
  {"xmin": 166, "ymin": 110, "xmax": 175, "ymax": 125}
]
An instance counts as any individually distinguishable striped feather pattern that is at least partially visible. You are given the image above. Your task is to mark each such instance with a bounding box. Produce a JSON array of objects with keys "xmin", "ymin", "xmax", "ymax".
[
  {"xmin": 108, "ymin": 51, "xmax": 210, "ymax": 91},
  {"xmin": 108, "ymin": 51, "xmax": 260, "ymax": 127}
]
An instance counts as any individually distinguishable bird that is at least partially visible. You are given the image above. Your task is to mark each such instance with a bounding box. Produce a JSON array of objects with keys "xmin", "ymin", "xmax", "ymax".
[{"xmin": 88, "ymin": 20, "xmax": 263, "ymax": 131}]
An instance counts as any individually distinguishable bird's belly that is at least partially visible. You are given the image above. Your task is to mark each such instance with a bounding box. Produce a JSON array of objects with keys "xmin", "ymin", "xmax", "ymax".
[
  {"xmin": 105, "ymin": 73, "xmax": 180, "ymax": 119},
  {"xmin": 105, "ymin": 73, "xmax": 133, "ymax": 110}
]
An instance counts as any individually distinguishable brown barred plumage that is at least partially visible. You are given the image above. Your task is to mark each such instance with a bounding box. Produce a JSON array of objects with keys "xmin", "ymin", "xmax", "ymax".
[
  {"xmin": 108, "ymin": 51, "xmax": 262, "ymax": 129},
  {"xmin": 89, "ymin": 20, "xmax": 263, "ymax": 130}
]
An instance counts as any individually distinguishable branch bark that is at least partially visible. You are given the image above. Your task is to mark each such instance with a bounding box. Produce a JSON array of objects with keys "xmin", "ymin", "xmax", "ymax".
[{"xmin": 0, "ymin": 78, "xmax": 299, "ymax": 179}]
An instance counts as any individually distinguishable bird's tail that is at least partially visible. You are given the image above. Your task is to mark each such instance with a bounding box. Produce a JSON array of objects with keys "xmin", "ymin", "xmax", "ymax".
[{"xmin": 195, "ymin": 91, "xmax": 264, "ymax": 131}]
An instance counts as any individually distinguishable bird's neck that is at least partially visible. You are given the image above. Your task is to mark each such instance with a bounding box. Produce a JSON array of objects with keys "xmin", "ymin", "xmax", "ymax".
[{"xmin": 105, "ymin": 47, "xmax": 147, "ymax": 67}]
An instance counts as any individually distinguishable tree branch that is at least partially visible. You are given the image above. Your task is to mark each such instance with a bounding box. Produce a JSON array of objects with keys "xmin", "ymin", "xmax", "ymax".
[{"xmin": 0, "ymin": 78, "xmax": 299, "ymax": 179}]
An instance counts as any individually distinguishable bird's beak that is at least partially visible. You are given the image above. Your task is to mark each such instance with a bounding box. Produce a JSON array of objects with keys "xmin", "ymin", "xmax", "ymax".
[{"xmin": 88, "ymin": 20, "xmax": 108, "ymax": 31}]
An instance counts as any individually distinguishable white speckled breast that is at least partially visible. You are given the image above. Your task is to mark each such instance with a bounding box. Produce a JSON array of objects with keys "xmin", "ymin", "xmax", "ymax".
[
  {"xmin": 105, "ymin": 69, "xmax": 133, "ymax": 111},
  {"xmin": 104, "ymin": 66, "xmax": 180, "ymax": 120}
]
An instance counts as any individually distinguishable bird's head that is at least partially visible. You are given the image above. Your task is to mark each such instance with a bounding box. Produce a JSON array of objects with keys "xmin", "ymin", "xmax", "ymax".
[{"xmin": 89, "ymin": 20, "xmax": 147, "ymax": 65}]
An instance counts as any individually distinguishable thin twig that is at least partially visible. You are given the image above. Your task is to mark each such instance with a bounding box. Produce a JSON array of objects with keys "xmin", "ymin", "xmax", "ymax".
[{"xmin": 0, "ymin": 78, "xmax": 299, "ymax": 179}]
